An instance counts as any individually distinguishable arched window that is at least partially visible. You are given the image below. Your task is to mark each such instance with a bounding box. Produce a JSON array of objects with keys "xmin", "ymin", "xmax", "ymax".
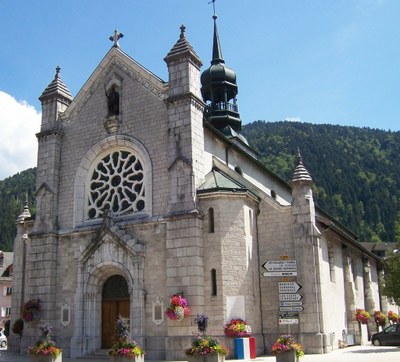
[
  {"xmin": 74, "ymin": 135, "xmax": 152, "ymax": 226},
  {"xmin": 208, "ymin": 208, "xmax": 215, "ymax": 233},
  {"xmin": 211, "ymin": 269, "xmax": 217, "ymax": 296}
]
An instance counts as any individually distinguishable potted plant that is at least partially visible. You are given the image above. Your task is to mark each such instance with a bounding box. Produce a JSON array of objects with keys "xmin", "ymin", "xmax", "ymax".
[
  {"xmin": 165, "ymin": 293, "xmax": 190, "ymax": 321},
  {"xmin": 388, "ymin": 310, "xmax": 400, "ymax": 324},
  {"xmin": 108, "ymin": 316, "xmax": 145, "ymax": 362},
  {"xmin": 271, "ymin": 335, "xmax": 304, "ymax": 362},
  {"xmin": 223, "ymin": 319, "xmax": 252, "ymax": 338},
  {"xmin": 373, "ymin": 310, "xmax": 387, "ymax": 328},
  {"xmin": 224, "ymin": 319, "xmax": 255, "ymax": 358},
  {"xmin": 23, "ymin": 299, "xmax": 40, "ymax": 322},
  {"xmin": 185, "ymin": 314, "xmax": 228, "ymax": 362},
  {"xmin": 27, "ymin": 320, "xmax": 62, "ymax": 362},
  {"xmin": 355, "ymin": 308, "xmax": 371, "ymax": 324},
  {"xmin": 12, "ymin": 318, "xmax": 24, "ymax": 336}
]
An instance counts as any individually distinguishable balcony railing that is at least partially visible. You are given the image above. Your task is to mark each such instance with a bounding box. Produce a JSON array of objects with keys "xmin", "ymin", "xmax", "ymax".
[{"xmin": 205, "ymin": 101, "xmax": 238, "ymax": 113}]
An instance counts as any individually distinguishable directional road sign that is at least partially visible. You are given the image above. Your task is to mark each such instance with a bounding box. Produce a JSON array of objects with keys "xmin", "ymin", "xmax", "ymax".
[
  {"xmin": 262, "ymin": 260, "xmax": 297, "ymax": 272},
  {"xmin": 279, "ymin": 301, "xmax": 303, "ymax": 307},
  {"xmin": 263, "ymin": 271, "xmax": 297, "ymax": 277},
  {"xmin": 279, "ymin": 306, "xmax": 304, "ymax": 312},
  {"xmin": 279, "ymin": 293, "xmax": 303, "ymax": 301},
  {"xmin": 279, "ymin": 318, "xmax": 299, "ymax": 325},
  {"xmin": 278, "ymin": 282, "xmax": 302, "ymax": 294}
]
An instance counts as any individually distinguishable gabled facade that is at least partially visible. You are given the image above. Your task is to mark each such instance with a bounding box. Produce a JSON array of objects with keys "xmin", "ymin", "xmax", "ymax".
[{"xmin": 10, "ymin": 18, "xmax": 389, "ymax": 359}]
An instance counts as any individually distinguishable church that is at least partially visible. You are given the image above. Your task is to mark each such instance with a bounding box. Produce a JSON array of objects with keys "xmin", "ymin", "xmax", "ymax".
[{"xmin": 10, "ymin": 14, "xmax": 388, "ymax": 359}]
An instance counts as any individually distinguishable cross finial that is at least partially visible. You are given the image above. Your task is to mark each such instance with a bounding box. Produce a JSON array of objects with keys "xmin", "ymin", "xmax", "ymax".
[
  {"xmin": 109, "ymin": 28, "xmax": 124, "ymax": 48},
  {"xmin": 180, "ymin": 24, "xmax": 186, "ymax": 39},
  {"xmin": 209, "ymin": 0, "xmax": 217, "ymax": 17},
  {"xmin": 295, "ymin": 147, "xmax": 303, "ymax": 166},
  {"xmin": 55, "ymin": 65, "xmax": 61, "ymax": 78}
]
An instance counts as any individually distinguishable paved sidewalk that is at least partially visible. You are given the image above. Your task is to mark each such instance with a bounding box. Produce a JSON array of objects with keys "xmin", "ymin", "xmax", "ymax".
[{"xmin": 0, "ymin": 345, "xmax": 399, "ymax": 362}]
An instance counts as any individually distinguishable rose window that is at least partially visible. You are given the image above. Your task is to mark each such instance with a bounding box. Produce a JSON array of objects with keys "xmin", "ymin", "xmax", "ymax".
[{"xmin": 87, "ymin": 150, "xmax": 145, "ymax": 219}]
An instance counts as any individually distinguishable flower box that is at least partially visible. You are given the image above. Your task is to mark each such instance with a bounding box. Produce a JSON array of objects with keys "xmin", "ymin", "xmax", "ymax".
[
  {"xmin": 275, "ymin": 350, "xmax": 298, "ymax": 362},
  {"xmin": 109, "ymin": 355, "xmax": 144, "ymax": 362},
  {"xmin": 29, "ymin": 352, "xmax": 62, "ymax": 362},
  {"xmin": 108, "ymin": 316, "xmax": 145, "ymax": 360},
  {"xmin": 272, "ymin": 335, "xmax": 303, "ymax": 361},
  {"xmin": 187, "ymin": 354, "xmax": 225, "ymax": 362}
]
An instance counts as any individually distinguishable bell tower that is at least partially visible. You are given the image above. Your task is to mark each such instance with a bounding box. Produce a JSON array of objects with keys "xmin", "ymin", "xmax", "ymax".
[{"xmin": 200, "ymin": 15, "xmax": 241, "ymax": 134}]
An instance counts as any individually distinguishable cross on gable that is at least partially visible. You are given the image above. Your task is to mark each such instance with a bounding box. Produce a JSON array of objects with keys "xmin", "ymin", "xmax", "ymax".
[{"xmin": 109, "ymin": 29, "xmax": 124, "ymax": 48}]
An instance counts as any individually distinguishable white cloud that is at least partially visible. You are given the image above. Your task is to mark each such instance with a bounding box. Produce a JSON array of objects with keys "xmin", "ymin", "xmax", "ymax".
[
  {"xmin": 284, "ymin": 117, "xmax": 302, "ymax": 123},
  {"xmin": 0, "ymin": 91, "xmax": 41, "ymax": 180}
]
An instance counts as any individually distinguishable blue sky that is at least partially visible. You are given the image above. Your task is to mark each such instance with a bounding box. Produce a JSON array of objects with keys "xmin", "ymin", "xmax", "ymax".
[{"xmin": 0, "ymin": 0, "xmax": 399, "ymax": 179}]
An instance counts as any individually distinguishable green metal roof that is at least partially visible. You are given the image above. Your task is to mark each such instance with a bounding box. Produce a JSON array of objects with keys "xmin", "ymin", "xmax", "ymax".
[{"xmin": 197, "ymin": 168, "xmax": 248, "ymax": 193}]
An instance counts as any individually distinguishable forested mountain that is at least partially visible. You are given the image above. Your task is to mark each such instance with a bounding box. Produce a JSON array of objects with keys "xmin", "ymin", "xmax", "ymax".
[
  {"xmin": 0, "ymin": 122, "xmax": 399, "ymax": 250},
  {"xmin": 0, "ymin": 168, "xmax": 36, "ymax": 251},
  {"xmin": 242, "ymin": 121, "xmax": 400, "ymax": 243}
]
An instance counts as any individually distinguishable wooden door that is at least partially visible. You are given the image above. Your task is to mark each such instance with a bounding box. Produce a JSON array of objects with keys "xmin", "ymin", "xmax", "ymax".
[{"xmin": 101, "ymin": 299, "xmax": 130, "ymax": 348}]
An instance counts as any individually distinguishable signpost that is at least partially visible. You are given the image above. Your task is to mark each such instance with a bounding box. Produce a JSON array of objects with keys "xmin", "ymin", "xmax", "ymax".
[
  {"xmin": 262, "ymin": 260, "xmax": 297, "ymax": 272},
  {"xmin": 262, "ymin": 271, "xmax": 297, "ymax": 277},
  {"xmin": 279, "ymin": 301, "xmax": 303, "ymax": 307},
  {"xmin": 262, "ymin": 259, "xmax": 304, "ymax": 327},
  {"xmin": 279, "ymin": 318, "xmax": 299, "ymax": 325},
  {"xmin": 278, "ymin": 282, "xmax": 302, "ymax": 293},
  {"xmin": 279, "ymin": 293, "xmax": 302, "ymax": 301},
  {"xmin": 279, "ymin": 306, "xmax": 304, "ymax": 312}
]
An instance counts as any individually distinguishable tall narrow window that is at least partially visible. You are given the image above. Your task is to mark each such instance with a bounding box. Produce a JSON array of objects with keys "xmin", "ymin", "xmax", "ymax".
[
  {"xmin": 211, "ymin": 269, "xmax": 217, "ymax": 296},
  {"xmin": 208, "ymin": 208, "xmax": 215, "ymax": 233}
]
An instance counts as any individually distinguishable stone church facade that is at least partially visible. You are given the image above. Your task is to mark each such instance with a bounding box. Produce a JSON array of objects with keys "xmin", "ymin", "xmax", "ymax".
[{"xmin": 10, "ymin": 18, "xmax": 388, "ymax": 359}]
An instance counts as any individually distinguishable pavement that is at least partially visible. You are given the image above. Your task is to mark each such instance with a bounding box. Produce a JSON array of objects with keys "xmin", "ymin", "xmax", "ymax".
[{"xmin": 0, "ymin": 345, "xmax": 399, "ymax": 362}]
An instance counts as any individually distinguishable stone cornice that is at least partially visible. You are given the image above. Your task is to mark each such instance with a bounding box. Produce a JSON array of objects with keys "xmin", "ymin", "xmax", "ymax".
[{"xmin": 165, "ymin": 92, "xmax": 205, "ymax": 111}]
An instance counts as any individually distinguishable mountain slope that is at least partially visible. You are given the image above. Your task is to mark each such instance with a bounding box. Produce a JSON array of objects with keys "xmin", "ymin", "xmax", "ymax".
[
  {"xmin": 0, "ymin": 168, "xmax": 36, "ymax": 251},
  {"xmin": 242, "ymin": 121, "xmax": 400, "ymax": 243}
]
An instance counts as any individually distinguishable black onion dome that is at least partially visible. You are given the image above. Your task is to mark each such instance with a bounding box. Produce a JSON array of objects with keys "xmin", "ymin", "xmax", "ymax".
[
  {"xmin": 201, "ymin": 63, "xmax": 237, "ymax": 102},
  {"xmin": 200, "ymin": 16, "xmax": 238, "ymax": 103}
]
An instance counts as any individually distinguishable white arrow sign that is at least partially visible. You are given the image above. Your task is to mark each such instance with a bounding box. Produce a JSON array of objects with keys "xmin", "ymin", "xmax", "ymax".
[
  {"xmin": 279, "ymin": 301, "xmax": 303, "ymax": 307},
  {"xmin": 279, "ymin": 306, "xmax": 304, "ymax": 312},
  {"xmin": 279, "ymin": 318, "xmax": 299, "ymax": 325},
  {"xmin": 263, "ymin": 271, "xmax": 298, "ymax": 277},
  {"xmin": 279, "ymin": 293, "xmax": 303, "ymax": 301},
  {"xmin": 262, "ymin": 260, "xmax": 297, "ymax": 271},
  {"xmin": 278, "ymin": 282, "xmax": 302, "ymax": 294}
]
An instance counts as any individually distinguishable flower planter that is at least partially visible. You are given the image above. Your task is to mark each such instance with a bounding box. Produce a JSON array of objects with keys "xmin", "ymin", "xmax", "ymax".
[
  {"xmin": 275, "ymin": 350, "xmax": 298, "ymax": 362},
  {"xmin": 109, "ymin": 355, "xmax": 144, "ymax": 362},
  {"xmin": 187, "ymin": 354, "xmax": 225, "ymax": 362},
  {"xmin": 29, "ymin": 352, "xmax": 62, "ymax": 362}
]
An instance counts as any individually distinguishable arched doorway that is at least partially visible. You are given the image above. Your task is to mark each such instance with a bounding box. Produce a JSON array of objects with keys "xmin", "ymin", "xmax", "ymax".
[{"xmin": 101, "ymin": 275, "xmax": 130, "ymax": 348}]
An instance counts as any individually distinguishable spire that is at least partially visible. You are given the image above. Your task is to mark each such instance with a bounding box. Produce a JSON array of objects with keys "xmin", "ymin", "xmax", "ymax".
[
  {"xmin": 39, "ymin": 66, "xmax": 73, "ymax": 103},
  {"xmin": 211, "ymin": 15, "xmax": 224, "ymax": 65},
  {"xmin": 200, "ymin": 14, "xmax": 241, "ymax": 133},
  {"xmin": 291, "ymin": 148, "xmax": 313, "ymax": 184},
  {"xmin": 16, "ymin": 193, "xmax": 31, "ymax": 224},
  {"xmin": 164, "ymin": 24, "xmax": 202, "ymax": 67}
]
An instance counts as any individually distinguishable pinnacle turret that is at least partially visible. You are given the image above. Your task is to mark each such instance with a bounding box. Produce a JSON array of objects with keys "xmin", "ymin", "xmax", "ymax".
[
  {"xmin": 16, "ymin": 194, "xmax": 31, "ymax": 224},
  {"xmin": 291, "ymin": 149, "xmax": 313, "ymax": 185},
  {"xmin": 39, "ymin": 66, "xmax": 73, "ymax": 103}
]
